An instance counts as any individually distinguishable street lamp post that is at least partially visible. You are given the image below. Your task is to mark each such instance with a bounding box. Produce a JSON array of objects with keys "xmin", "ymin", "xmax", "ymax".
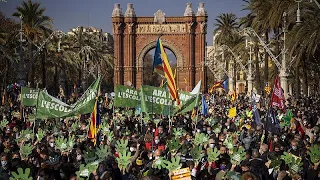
[
  {"xmin": 241, "ymin": 27, "xmax": 289, "ymax": 98},
  {"xmin": 296, "ymin": 0, "xmax": 302, "ymax": 24},
  {"xmin": 246, "ymin": 38, "xmax": 254, "ymax": 94},
  {"xmin": 217, "ymin": 45, "xmax": 252, "ymax": 94},
  {"xmin": 17, "ymin": 15, "xmax": 26, "ymax": 86},
  {"xmin": 279, "ymin": 12, "xmax": 289, "ymax": 99},
  {"xmin": 16, "ymin": 15, "xmax": 67, "ymax": 86}
]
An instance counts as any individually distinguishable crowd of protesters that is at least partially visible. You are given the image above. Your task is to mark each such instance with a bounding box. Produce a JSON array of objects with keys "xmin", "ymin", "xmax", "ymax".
[{"xmin": 0, "ymin": 85, "xmax": 320, "ymax": 180}]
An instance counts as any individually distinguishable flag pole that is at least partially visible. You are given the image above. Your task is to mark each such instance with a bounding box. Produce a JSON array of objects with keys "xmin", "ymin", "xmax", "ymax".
[
  {"xmin": 168, "ymin": 104, "xmax": 171, "ymax": 129},
  {"xmin": 195, "ymin": 107, "xmax": 199, "ymax": 130}
]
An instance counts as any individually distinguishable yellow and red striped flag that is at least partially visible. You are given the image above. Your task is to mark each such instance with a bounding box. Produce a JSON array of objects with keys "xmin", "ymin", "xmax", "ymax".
[
  {"xmin": 231, "ymin": 90, "xmax": 236, "ymax": 102},
  {"xmin": 153, "ymin": 38, "xmax": 180, "ymax": 105},
  {"xmin": 191, "ymin": 108, "xmax": 196, "ymax": 119},
  {"xmin": 88, "ymin": 100, "xmax": 101, "ymax": 145}
]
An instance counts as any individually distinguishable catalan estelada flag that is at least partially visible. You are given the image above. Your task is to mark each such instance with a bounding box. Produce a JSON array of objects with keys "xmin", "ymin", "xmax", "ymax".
[
  {"xmin": 153, "ymin": 38, "xmax": 180, "ymax": 105},
  {"xmin": 88, "ymin": 100, "xmax": 101, "ymax": 145}
]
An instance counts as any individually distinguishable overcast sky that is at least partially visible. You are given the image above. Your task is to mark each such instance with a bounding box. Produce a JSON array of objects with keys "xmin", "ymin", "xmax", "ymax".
[{"xmin": 0, "ymin": 0, "xmax": 248, "ymax": 45}]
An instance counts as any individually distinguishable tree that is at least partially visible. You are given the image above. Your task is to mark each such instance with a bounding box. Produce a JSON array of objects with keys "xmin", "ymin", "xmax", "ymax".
[
  {"xmin": 12, "ymin": 0, "xmax": 52, "ymax": 86},
  {"xmin": 214, "ymin": 13, "xmax": 239, "ymax": 47},
  {"xmin": 143, "ymin": 53, "xmax": 161, "ymax": 87}
]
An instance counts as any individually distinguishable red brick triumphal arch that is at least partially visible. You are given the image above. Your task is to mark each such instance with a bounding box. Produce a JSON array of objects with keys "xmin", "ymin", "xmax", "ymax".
[{"xmin": 112, "ymin": 2, "xmax": 208, "ymax": 91}]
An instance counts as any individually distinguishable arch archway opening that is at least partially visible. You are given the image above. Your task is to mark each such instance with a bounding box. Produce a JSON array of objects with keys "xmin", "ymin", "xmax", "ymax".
[{"xmin": 143, "ymin": 47, "xmax": 177, "ymax": 87}]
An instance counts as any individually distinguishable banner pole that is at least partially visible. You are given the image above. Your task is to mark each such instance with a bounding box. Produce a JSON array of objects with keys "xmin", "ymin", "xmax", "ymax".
[
  {"xmin": 195, "ymin": 107, "xmax": 199, "ymax": 130},
  {"xmin": 112, "ymin": 101, "xmax": 115, "ymax": 132},
  {"xmin": 168, "ymin": 105, "xmax": 171, "ymax": 129},
  {"xmin": 33, "ymin": 89, "xmax": 41, "ymax": 135}
]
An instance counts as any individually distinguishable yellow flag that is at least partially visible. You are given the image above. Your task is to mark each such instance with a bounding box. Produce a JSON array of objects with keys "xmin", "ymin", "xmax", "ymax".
[{"xmin": 228, "ymin": 107, "xmax": 237, "ymax": 118}]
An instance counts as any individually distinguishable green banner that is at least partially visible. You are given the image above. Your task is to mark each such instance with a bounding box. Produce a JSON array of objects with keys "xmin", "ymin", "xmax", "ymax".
[
  {"xmin": 36, "ymin": 90, "xmax": 73, "ymax": 119},
  {"xmin": 36, "ymin": 77, "xmax": 101, "ymax": 119},
  {"xmin": 71, "ymin": 76, "xmax": 101, "ymax": 114},
  {"xmin": 112, "ymin": 84, "xmax": 200, "ymax": 115},
  {"xmin": 175, "ymin": 93, "xmax": 200, "ymax": 114},
  {"xmin": 114, "ymin": 85, "xmax": 141, "ymax": 108},
  {"xmin": 21, "ymin": 87, "xmax": 39, "ymax": 106},
  {"xmin": 140, "ymin": 85, "xmax": 195, "ymax": 115}
]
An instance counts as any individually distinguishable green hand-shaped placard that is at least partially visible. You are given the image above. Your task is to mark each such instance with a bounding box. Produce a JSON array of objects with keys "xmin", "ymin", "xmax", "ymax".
[
  {"xmin": 194, "ymin": 133, "xmax": 209, "ymax": 146},
  {"xmin": 224, "ymin": 136, "xmax": 234, "ymax": 150},
  {"xmin": 36, "ymin": 129, "xmax": 45, "ymax": 142},
  {"xmin": 231, "ymin": 147, "xmax": 246, "ymax": 165},
  {"xmin": 20, "ymin": 143, "xmax": 34, "ymax": 159},
  {"xmin": 116, "ymin": 150, "xmax": 132, "ymax": 172},
  {"xmin": 308, "ymin": 144, "xmax": 320, "ymax": 164},
  {"xmin": 281, "ymin": 152, "xmax": 303, "ymax": 173},
  {"xmin": 164, "ymin": 156, "xmax": 182, "ymax": 172},
  {"xmin": 152, "ymin": 157, "xmax": 167, "ymax": 169},
  {"xmin": 17, "ymin": 129, "xmax": 34, "ymax": 143},
  {"xmin": 83, "ymin": 150, "xmax": 97, "ymax": 164},
  {"xmin": 115, "ymin": 139, "xmax": 128, "ymax": 152},
  {"xmin": 246, "ymin": 110, "xmax": 253, "ymax": 118},
  {"xmin": 106, "ymin": 131, "xmax": 114, "ymax": 142},
  {"xmin": 213, "ymin": 124, "xmax": 221, "ymax": 134},
  {"xmin": 143, "ymin": 115, "xmax": 150, "ymax": 124},
  {"xmin": 68, "ymin": 135, "xmax": 75, "ymax": 149},
  {"xmin": 190, "ymin": 146, "xmax": 203, "ymax": 162},
  {"xmin": 0, "ymin": 118, "xmax": 8, "ymax": 130},
  {"xmin": 166, "ymin": 138, "xmax": 181, "ymax": 153},
  {"xmin": 10, "ymin": 168, "xmax": 32, "ymax": 180},
  {"xmin": 95, "ymin": 145, "xmax": 110, "ymax": 160},
  {"xmin": 124, "ymin": 110, "xmax": 133, "ymax": 118},
  {"xmin": 207, "ymin": 147, "xmax": 220, "ymax": 163},
  {"xmin": 55, "ymin": 137, "xmax": 68, "ymax": 152},
  {"xmin": 28, "ymin": 114, "xmax": 36, "ymax": 122},
  {"xmin": 100, "ymin": 122, "xmax": 110, "ymax": 135},
  {"xmin": 71, "ymin": 121, "xmax": 80, "ymax": 132},
  {"xmin": 173, "ymin": 128, "xmax": 185, "ymax": 137},
  {"xmin": 76, "ymin": 163, "xmax": 99, "ymax": 179},
  {"xmin": 269, "ymin": 155, "xmax": 282, "ymax": 171},
  {"xmin": 281, "ymin": 152, "xmax": 293, "ymax": 165},
  {"xmin": 225, "ymin": 171, "xmax": 244, "ymax": 180},
  {"xmin": 153, "ymin": 118, "xmax": 162, "ymax": 126},
  {"xmin": 205, "ymin": 117, "xmax": 216, "ymax": 127}
]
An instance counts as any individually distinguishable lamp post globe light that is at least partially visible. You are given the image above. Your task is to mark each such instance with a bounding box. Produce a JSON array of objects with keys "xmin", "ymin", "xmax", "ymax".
[{"xmin": 295, "ymin": 0, "xmax": 303, "ymax": 25}]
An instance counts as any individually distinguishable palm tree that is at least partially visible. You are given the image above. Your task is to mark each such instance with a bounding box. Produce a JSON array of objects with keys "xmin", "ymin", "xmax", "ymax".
[
  {"xmin": 12, "ymin": 0, "xmax": 52, "ymax": 86},
  {"xmin": 286, "ymin": 3, "xmax": 320, "ymax": 97},
  {"xmin": 66, "ymin": 26, "xmax": 114, "ymax": 91},
  {"xmin": 241, "ymin": 0, "xmax": 273, "ymax": 85},
  {"xmin": 214, "ymin": 13, "xmax": 239, "ymax": 47}
]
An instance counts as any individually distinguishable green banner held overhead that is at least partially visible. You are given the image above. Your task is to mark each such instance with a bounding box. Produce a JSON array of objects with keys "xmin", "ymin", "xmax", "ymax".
[
  {"xmin": 36, "ymin": 90, "xmax": 73, "ymax": 119},
  {"xmin": 71, "ymin": 75, "xmax": 101, "ymax": 115},
  {"xmin": 36, "ymin": 77, "xmax": 101, "ymax": 119},
  {"xmin": 175, "ymin": 81, "xmax": 202, "ymax": 114},
  {"xmin": 114, "ymin": 85, "xmax": 141, "ymax": 108},
  {"xmin": 113, "ymin": 82, "xmax": 201, "ymax": 115},
  {"xmin": 140, "ymin": 85, "xmax": 194, "ymax": 115},
  {"xmin": 21, "ymin": 87, "xmax": 39, "ymax": 106}
]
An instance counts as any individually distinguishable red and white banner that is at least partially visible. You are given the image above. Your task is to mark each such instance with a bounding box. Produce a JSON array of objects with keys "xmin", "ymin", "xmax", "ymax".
[{"xmin": 271, "ymin": 76, "xmax": 285, "ymax": 111}]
